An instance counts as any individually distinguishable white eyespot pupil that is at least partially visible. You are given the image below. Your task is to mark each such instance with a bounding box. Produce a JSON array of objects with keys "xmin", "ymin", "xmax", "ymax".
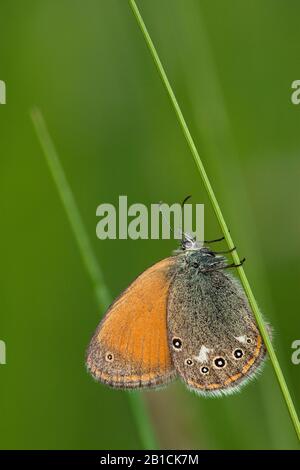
[
  {"xmin": 234, "ymin": 349, "xmax": 243, "ymax": 359},
  {"xmin": 172, "ymin": 338, "xmax": 182, "ymax": 349},
  {"xmin": 185, "ymin": 358, "xmax": 193, "ymax": 366},
  {"xmin": 201, "ymin": 366, "xmax": 209, "ymax": 374},
  {"xmin": 105, "ymin": 352, "xmax": 114, "ymax": 362},
  {"xmin": 214, "ymin": 357, "xmax": 226, "ymax": 368}
]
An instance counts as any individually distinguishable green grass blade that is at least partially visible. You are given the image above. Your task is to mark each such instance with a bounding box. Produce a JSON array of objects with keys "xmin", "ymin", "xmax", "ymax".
[
  {"xmin": 128, "ymin": 0, "xmax": 300, "ymax": 442},
  {"xmin": 30, "ymin": 107, "xmax": 158, "ymax": 450}
]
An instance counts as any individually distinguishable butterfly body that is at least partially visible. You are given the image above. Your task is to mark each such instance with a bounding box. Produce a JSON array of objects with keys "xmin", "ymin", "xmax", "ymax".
[{"xmin": 86, "ymin": 242, "xmax": 269, "ymax": 396}]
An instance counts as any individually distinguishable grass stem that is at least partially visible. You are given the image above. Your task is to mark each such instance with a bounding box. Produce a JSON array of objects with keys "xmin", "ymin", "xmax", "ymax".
[
  {"xmin": 128, "ymin": 0, "xmax": 300, "ymax": 442},
  {"xmin": 30, "ymin": 107, "xmax": 158, "ymax": 450}
]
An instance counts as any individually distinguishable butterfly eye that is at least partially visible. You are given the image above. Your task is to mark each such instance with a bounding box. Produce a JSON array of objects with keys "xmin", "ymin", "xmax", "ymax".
[
  {"xmin": 105, "ymin": 352, "xmax": 114, "ymax": 362},
  {"xmin": 201, "ymin": 366, "xmax": 209, "ymax": 374},
  {"xmin": 201, "ymin": 248, "xmax": 215, "ymax": 257},
  {"xmin": 233, "ymin": 349, "xmax": 244, "ymax": 359},
  {"xmin": 172, "ymin": 337, "xmax": 182, "ymax": 350},
  {"xmin": 185, "ymin": 358, "xmax": 194, "ymax": 366},
  {"xmin": 214, "ymin": 357, "xmax": 226, "ymax": 368},
  {"xmin": 181, "ymin": 238, "xmax": 194, "ymax": 250}
]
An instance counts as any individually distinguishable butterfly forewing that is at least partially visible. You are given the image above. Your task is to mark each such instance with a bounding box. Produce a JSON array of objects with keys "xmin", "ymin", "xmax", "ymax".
[{"xmin": 86, "ymin": 257, "xmax": 176, "ymax": 389}]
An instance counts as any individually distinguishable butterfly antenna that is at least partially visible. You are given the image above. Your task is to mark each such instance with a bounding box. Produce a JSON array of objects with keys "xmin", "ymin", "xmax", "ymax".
[
  {"xmin": 181, "ymin": 195, "xmax": 192, "ymax": 208},
  {"xmin": 180, "ymin": 195, "xmax": 195, "ymax": 242},
  {"xmin": 158, "ymin": 196, "xmax": 195, "ymax": 243},
  {"xmin": 158, "ymin": 201, "xmax": 183, "ymax": 239}
]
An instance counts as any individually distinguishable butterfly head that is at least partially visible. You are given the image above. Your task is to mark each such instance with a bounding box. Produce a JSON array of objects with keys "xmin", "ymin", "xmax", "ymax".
[
  {"xmin": 180, "ymin": 234, "xmax": 201, "ymax": 251},
  {"xmin": 179, "ymin": 235, "xmax": 226, "ymax": 271}
]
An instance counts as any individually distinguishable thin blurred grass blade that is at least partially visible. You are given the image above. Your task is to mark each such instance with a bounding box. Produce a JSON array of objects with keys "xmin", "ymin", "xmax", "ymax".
[
  {"xmin": 128, "ymin": 0, "xmax": 300, "ymax": 442},
  {"xmin": 30, "ymin": 107, "xmax": 158, "ymax": 450}
]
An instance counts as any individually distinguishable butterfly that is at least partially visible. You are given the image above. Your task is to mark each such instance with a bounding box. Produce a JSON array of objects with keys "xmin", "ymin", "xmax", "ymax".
[{"xmin": 86, "ymin": 235, "xmax": 269, "ymax": 396}]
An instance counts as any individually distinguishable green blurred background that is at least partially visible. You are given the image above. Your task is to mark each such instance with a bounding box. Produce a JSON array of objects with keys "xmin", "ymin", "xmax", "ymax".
[{"xmin": 0, "ymin": 0, "xmax": 299, "ymax": 450}]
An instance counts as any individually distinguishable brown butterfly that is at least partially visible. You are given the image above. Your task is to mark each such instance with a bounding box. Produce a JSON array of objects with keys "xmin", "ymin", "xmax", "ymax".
[{"xmin": 86, "ymin": 236, "xmax": 269, "ymax": 396}]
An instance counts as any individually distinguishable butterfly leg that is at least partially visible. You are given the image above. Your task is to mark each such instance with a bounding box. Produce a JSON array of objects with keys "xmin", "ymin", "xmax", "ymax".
[
  {"xmin": 212, "ymin": 246, "xmax": 236, "ymax": 255},
  {"xmin": 204, "ymin": 235, "xmax": 225, "ymax": 244},
  {"xmin": 201, "ymin": 257, "xmax": 246, "ymax": 273},
  {"xmin": 223, "ymin": 257, "xmax": 246, "ymax": 269}
]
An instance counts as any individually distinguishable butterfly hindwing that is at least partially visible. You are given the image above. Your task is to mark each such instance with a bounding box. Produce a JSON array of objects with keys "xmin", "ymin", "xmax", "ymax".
[
  {"xmin": 167, "ymin": 268, "xmax": 267, "ymax": 396},
  {"xmin": 86, "ymin": 257, "xmax": 176, "ymax": 389}
]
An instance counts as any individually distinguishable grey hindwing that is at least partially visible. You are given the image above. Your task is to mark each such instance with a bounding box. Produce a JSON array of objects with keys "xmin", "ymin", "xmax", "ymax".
[{"xmin": 166, "ymin": 264, "xmax": 266, "ymax": 395}]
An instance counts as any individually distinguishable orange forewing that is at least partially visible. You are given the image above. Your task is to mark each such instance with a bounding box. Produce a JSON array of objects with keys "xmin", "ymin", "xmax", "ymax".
[{"xmin": 86, "ymin": 257, "xmax": 176, "ymax": 388}]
